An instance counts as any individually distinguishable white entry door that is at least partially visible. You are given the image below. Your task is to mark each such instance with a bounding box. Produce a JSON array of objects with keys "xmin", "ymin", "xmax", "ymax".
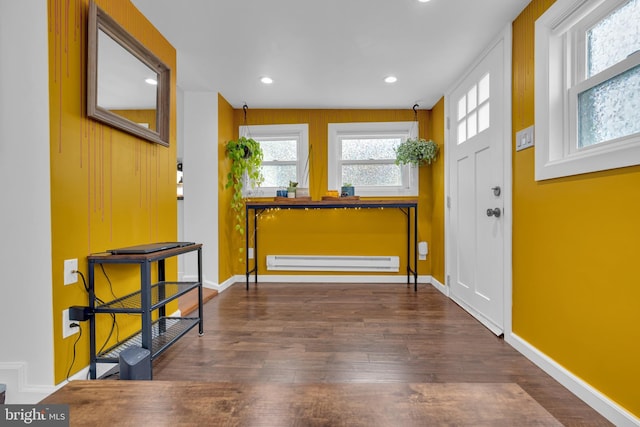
[{"xmin": 446, "ymin": 28, "xmax": 511, "ymax": 336}]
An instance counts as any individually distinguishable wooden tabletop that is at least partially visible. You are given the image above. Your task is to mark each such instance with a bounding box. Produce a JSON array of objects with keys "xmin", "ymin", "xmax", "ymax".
[
  {"xmin": 246, "ymin": 198, "xmax": 418, "ymax": 209},
  {"xmin": 87, "ymin": 243, "xmax": 202, "ymax": 262},
  {"xmin": 41, "ymin": 380, "xmax": 561, "ymax": 426}
]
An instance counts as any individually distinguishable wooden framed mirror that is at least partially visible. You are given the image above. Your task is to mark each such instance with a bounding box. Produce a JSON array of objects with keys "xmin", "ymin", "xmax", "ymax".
[{"xmin": 87, "ymin": 0, "xmax": 170, "ymax": 147}]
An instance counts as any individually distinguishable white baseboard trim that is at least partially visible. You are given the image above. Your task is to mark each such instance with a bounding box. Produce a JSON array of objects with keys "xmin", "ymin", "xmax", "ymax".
[
  {"xmin": 230, "ymin": 273, "xmax": 432, "ymax": 285},
  {"xmin": 217, "ymin": 276, "xmax": 238, "ymax": 292},
  {"xmin": 506, "ymin": 333, "xmax": 640, "ymax": 427},
  {"xmin": 0, "ymin": 361, "xmax": 128, "ymax": 404},
  {"xmin": 0, "ymin": 362, "xmax": 56, "ymax": 404},
  {"xmin": 178, "ymin": 275, "xmax": 236, "ymax": 294},
  {"xmin": 182, "ymin": 275, "xmax": 218, "ymax": 290},
  {"xmin": 429, "ymin": 276, "xmax": 449, "ymax": 296},
  {"xmin": 449, "ymin": 294, "xmax": 503, "ymax": 336}
]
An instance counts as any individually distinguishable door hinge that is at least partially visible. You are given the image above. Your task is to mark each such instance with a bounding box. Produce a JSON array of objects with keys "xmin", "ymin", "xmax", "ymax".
[
  {"xmin": 446, "ymin": 196, "xmax": 451, "ymax": 208},
  {"xmin": 446, "ymin": 117, "xmax": 450, "ymax": 130},
  {"xmin": 446, "ymin": 275, "xmax": 450, "ymax": 286}
]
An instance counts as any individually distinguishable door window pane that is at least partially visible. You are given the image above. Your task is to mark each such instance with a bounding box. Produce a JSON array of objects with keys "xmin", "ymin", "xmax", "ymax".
[
  {"xmin": 458, "ymin": 121, "xmax": 467, "ymax": 144},
  {"xmin": 478, "ymin": 74, "xmax": 490, "ymax": 104},
  {"xmin": 458, "ymin": 96, "xmax": 466, "ymax": 120},
  {"xmin": 478, "ymin": 103, "xmax": 490, "ymax": 133},
  {"xmin": 467, "ymin": 85, "xmax": 477, "ymax": 112},
  {"xmin": 457, "ymin": 74, "xmax": 490, "ymax": 144},
  {"xmin": 467, "ymin": 111, "xmax": 477, "ymax": 139}
]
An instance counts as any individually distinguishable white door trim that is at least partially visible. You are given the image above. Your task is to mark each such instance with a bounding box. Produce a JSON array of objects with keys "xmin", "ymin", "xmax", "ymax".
[{"xmin": 444, "ymin": 24, "xmax": 513, "ymax": 337}]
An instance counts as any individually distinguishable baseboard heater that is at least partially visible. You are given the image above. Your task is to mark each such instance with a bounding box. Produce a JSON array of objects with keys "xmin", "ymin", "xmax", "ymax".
[{"xmin": 266, "ymin": 255, "xmax": 400, "ymax": 272}]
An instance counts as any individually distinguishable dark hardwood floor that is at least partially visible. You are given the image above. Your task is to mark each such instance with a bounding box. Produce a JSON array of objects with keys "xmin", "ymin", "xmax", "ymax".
[
  {"xmin": 178, "ymin": 286, "xmax": 218, "ymax": 315},
  {"xmin": 150, "ymin": 282, "xmax": 611, "ymax": 426}
]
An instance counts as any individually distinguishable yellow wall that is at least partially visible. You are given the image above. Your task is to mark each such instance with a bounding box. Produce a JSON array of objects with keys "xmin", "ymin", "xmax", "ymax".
[
  {"xmin": 428, "ymin": 98, "xmax": 445, "ymax": 285},
  {"xmin": 218, "ymin": 108, "xmax": 439, "ymax": 278},
  {"xmin": 512, "ymin": 0, "xmax": 640, "ymax": 415},
  {"xmin": 48, "ymin": 0, "xmax": 177, "ymax": 383},
  {"xmin": 218, "ymin": 94, "xmax": 236, "ymax": 281}
]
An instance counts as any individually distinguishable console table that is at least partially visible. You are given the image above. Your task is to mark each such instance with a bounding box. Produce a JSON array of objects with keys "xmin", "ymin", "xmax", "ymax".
[
  {"xmin": 87, "ymin": 244, "xmax": 203, "ymax": 379},
  {"xmin": 245, "ymin": 199, "xmax": 418, "ymax": 291}
]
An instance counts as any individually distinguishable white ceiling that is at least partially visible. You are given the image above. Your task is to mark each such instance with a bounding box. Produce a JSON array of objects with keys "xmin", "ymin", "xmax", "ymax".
[{"xmin": 132, "ymin": 0, "xmax": 529, "ymax": 110}]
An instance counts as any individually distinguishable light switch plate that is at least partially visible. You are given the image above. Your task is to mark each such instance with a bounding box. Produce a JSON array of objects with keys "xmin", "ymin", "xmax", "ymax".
[{"xmin": 516, "ymin": 125, "xmax": 535, "ymax": 151}]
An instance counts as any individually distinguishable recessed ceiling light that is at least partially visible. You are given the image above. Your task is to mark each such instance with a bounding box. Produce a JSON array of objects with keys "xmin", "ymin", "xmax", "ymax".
[
  {"xmin": 384, "ymin": 76, "xmax": 397, "ymax": 83},
  {"xmin": 260, "ymin": 76, "xmax": 273, "ymax": 84},
  {"xmin": 145, "ymin": 78, "xmax": 157, "ymax": 85},
  {"xmin": 418, "ymin": 0, "xmax": 431, "ymax": 3}
]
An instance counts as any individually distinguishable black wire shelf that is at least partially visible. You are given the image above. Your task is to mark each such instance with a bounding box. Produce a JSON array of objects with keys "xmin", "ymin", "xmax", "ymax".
[
  {"xmin": 94, "ymin": 282, "xmax": 200, "ymax": 313},
  {"xmin": 96, "ymin": 316, "xmax": 200, "ymax": 362}
]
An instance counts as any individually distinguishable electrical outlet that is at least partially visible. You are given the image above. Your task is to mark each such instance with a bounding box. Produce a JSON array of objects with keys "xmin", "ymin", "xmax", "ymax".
[
  {"xmin": 62, "ymin": 309, "xmax": 79, "ymax": 339},
  {"xmin": 248, "ymin": 248, "xmax": 254, "ymax": 259},
  {"xmin": 418, "ymin": 241, "xmax": 428, "ymax": 261},
  {"xmin": 64, "ymin": 258, "xmax": 78, "ymax": 285}
]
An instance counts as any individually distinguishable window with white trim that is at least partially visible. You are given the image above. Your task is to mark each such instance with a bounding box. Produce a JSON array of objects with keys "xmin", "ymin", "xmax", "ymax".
[
  {"xmin": 535, "ymin": 0, "xmax": 640, "ymax": 180},
  {"xmin": 240, "ymin": 124, "xmax": 309, "ymax": 197},
  {"xmin": 328, "ymin": 122, "xmax": 418, "ymax": 197}
]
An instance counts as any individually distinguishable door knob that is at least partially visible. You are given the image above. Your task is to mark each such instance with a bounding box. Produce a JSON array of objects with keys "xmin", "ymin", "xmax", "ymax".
[{"xmin": 486, "ymin": 208, "xmax": 501, "ymax": 218}]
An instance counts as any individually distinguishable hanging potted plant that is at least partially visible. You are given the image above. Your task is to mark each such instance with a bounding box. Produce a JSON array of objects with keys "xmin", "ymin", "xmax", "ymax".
[
  {"xmin": 394, "ymin": 138, "xmax": 439, "ymax": 167},
  {"xmin": 225, "ymin": 136, "xmax": 264, "ymax": 236}
]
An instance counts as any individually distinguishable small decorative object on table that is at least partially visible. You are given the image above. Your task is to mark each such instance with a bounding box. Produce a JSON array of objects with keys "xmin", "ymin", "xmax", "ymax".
[
  {"xmin": 341, "ymin": 183, "xmax": 354, "ymax": 197},
  {"xmin": 287, "ymin": 181, "xmax": 298, "ymax": 198}
]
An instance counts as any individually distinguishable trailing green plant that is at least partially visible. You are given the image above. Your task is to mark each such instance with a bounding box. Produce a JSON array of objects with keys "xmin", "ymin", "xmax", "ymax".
[
  {"xmin": 225, "ymin": 137, "xmax": 264, "ymax": 238},
  {"xmin": 394, "ymin": 138, "xmax": 439, "ymax": 166}
]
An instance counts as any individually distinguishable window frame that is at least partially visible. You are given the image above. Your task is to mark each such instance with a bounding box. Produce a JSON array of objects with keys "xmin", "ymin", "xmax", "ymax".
[
  {"xmin": 535, "ymin": 0, "xmax": 640, "ymax": 181},
  {"xmin": 327, "ymin": 121, "xmax": 418, "ymax": 197},
  {"xmin": 240, "ymin": 123, "xmax": 309, "ymax": 197}
]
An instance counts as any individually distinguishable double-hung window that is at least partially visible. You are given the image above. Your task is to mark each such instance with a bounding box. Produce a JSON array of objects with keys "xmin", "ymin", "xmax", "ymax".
[
  {"xmin": 327, "ymin": 122, "xmax": 418, "ymax": 197},
  {"xmin": 240, "ymin": 124, "xmax": 309, "ymax": 197},
  {"xmin": 535, "ymin": 0, "xmax": 640, "ymax": 180}
]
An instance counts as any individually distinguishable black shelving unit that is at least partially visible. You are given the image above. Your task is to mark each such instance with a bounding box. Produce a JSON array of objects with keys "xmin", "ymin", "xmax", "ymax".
[{"xmin": 87, "ymin": 243, "xmax": 203, "ymax": 379}]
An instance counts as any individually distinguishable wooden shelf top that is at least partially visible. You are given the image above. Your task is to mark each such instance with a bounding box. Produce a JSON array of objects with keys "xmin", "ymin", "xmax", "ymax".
[
  {"xmin": 246, "ymin": 199, "xmax": 418, "ymax": 210},
  {"xmin": 88, "ymin": 243, "xmax": 202, "ymax": 262}
]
